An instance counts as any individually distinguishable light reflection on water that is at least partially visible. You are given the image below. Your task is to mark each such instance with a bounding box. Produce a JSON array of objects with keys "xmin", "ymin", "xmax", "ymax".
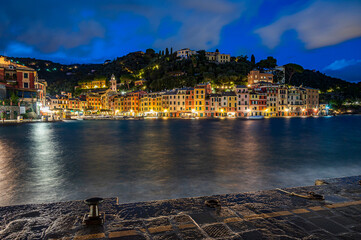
[{"xmin": 0, "ymin": 116, "xmax": 360, "ymax": 206}]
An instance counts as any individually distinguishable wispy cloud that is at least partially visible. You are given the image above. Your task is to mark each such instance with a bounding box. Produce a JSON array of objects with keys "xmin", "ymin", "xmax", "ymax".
[
  {"xmin": 324, "ymin": 59, "xmax": 361, "ymax": 71},
  {"xmin": 0, "ymin": 0, "xmax": 258, "ymax": 61},
  {"xmin": 255, "ymin": 0, "xmax": 361, "ymax": 49}
]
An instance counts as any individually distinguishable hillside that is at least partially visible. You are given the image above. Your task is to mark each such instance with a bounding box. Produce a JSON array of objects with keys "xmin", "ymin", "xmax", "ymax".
[{"xmin": 9, "ymin": 51, "xmax": 361, "ymax": 106}]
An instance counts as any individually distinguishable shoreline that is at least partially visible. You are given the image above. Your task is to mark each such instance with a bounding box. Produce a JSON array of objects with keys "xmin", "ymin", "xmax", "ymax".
[
  {"xmin": 1, "ymin": 175, "xmax": 361, "ymax": 239},
  {"xmin": 2, "ymin": 114, "xmax": 358, "ymax": 125}
]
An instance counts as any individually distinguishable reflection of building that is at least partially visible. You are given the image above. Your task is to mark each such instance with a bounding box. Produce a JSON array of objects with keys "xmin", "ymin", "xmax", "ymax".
[{"xmin": 248, "ymin": 70, "xmax": 273, "ymax": 85}]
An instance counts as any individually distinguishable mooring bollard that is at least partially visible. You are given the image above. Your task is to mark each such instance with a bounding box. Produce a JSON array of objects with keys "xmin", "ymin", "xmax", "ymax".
[{"xmin": 83, "ymin": 197, "xmax": 104, "ymax": 225}]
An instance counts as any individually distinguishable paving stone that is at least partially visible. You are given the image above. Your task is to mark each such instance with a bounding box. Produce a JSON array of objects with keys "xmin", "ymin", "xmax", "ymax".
[
  {"xmin": 330, "ymin": 215, "xmax": 358, "ymax": 226},
  {"xmin": 178, "ymin": 228, "xmax": 207, "ymax": 240},
  {"xmin": 287, "ymin": 216, "xmax": 320, "ymax": 232},
  {"xmin": 152, "ymin": 232, "xmax": 179, "ymax": 240},
  {"xmin": 172, "ymin": 215, "xmax": 193, "ymax": 224},
  {"xmin": 239, "ymin": 229, "xmax": 263, "ymax": 240},
  {"xmin": 189, "ymin": 212, "xmax": 217, "ymax": 225},
  {"xmin": 278, "ymin": 235, "xmax": 299, "ymax": 240},
  {"xmin": 304, "ymin": 230, "xmax": 339, "ymax": 240},
  {"xmin": 350, "ymin": 224, "xmax": 361, "ymax": 233},
  {"xmin": 202, "ymin": 223, "xmax": 234, "ymax": 238},
  {"xmin": 312, "ymin": 209, "xmax": 335, "ymax": 217},
  {"xmin": 249, "ymin": 218, "xmax": 285, "ymax": 235},
  {"xmin": 307, "ymin": 217, "xmax": 349, "ymax": 234},
  {"xmin": 337, "ymin": 232, "xmax": 361, "ymax": 240},
  {"xmin": 226, "ymin": 221, "xmax": 256, "ymax": 233},
  {"xmin": 109, "ymin": 234, "xmax": 147, "ymax": 240},
  {"xmin": 229, "ymin": 204, "xmax": 257, "ymax": 217},
  {"xmin": 212, "ymin": 207, "xmax": 238, "ymax": 219},
  {"xmin": 146, "ymin": 217, "xmax": 170, "ymax": 228},
  {"xmin": 336, "ymin": 206, "xmax": 361, "ymax": 216},
  {"xmin": 298, "ymin": 211, "xmax": 320, "ymax": 218},
  {"xmin": 266, "ymin": 218, "xmax": 309, "ymax": 238}
]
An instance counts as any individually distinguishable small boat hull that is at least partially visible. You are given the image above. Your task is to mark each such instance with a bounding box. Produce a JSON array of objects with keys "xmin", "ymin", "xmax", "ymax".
[{"xmin": 246, "ymin": 116, "xmax": 264, "ymax": 120}]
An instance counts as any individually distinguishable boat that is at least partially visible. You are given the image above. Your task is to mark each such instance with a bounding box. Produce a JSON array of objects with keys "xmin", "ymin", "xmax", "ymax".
[{"xmin": 246, "ymin": 116, "xmax": 264, "ymax": 120}]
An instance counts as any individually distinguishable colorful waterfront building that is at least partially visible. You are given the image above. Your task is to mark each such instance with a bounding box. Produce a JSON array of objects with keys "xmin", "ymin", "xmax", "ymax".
[
  {"xmin": 260, "ymin": 85, "xmax": 279, "ymax": 117},
  {"xmin": 235, "ymin": 85, "xmax": 249, "ymax": 117},
  {"xmin": 277, "ymin": 86, "xmax": 288, "ymax": 116},
  {"xmin": 305, "ymin": 87, "xmax": 319, "ymax": 115},
  {"xmin": 185, "ymin": 87, "xmax": 194, "ymax": 112},
  {"xmin": 249, "ymin": 92, "xmax": 267, "ymax": 116},
  {"xmin": 208, "ymin": 94, "xmax": 221, "ymax": 117}
]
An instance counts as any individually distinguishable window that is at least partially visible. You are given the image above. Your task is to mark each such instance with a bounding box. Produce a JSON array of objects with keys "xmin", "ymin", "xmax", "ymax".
[{"xmin": 24, "ymin": 82, "xmax": 29, "ymax": 88}]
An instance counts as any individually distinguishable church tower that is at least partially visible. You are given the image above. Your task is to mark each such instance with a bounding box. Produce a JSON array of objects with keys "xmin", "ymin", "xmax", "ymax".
[{"xmin": 110, "ymin": 74, "xmax": 117, "ymax": 92}]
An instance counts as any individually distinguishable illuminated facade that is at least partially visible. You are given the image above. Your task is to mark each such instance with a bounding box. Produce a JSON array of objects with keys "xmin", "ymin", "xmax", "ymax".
[{"xmin": 47, "ymin": 80, "xmax": 320, "ymax": 118}]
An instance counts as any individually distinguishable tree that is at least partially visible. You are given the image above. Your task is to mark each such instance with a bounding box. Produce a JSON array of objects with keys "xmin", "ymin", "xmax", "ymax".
[
  {"xmin": 146, "ymin": 48, "xmax": 155, "ymax": 55},
  {"xmin": 251, "ymin": 54, "xmax": 255, "ymax": 65},
  {"xmin": 170, "ymin": 47, "xmax": 173, "ymax": 55},
  {"xmin": 257, "ymin": 56, "xmax": 277, "ymax": 69},
  {"xmin": 197, "ymin": 50, "xmax": 206, "ymax": 62},
  {"xmin": 165, "ymin": 48, "xmax": 169, "ymax": 56},
  {"xmin": 284, "ymin": 63, "xmax": 304, "ymax": 85},
  {"xmin": 119, "ymin": 74, "xmax": 136, "ymax": 89},
  {"xmin": 215, "ymin": 49, "xmax": 219, "ymax": 53},
  {"xmin": 161, "ymin": 50, "xmax": 164, "ymax": 56}
]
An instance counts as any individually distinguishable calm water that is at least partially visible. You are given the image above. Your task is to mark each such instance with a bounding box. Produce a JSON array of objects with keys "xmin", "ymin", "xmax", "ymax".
[{"xmin": 0, "ymin": 116, "xmax": 360, "ymax": 206}]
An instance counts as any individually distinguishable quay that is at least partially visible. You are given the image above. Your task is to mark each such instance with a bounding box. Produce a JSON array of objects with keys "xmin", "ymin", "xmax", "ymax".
[{"xmin": 0, "ymin": 175, "xmax": 361, "ymax": 239}]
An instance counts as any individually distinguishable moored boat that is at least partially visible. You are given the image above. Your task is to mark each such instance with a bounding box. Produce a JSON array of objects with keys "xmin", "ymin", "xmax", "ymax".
[{"xmin": 246, "ymin": 116, "xmax": 264, "ymax": 120}]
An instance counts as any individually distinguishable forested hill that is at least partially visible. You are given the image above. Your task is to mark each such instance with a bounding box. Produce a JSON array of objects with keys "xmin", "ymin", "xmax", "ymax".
[{"xmin": 9, "ymin": 50, "xmax": 361, "ymax": 103}]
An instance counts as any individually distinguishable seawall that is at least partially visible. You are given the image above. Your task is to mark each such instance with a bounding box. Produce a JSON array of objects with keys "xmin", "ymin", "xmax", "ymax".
[{"xmin": 0, "ymin": 175, "xmax": 361, "ymax": 239}]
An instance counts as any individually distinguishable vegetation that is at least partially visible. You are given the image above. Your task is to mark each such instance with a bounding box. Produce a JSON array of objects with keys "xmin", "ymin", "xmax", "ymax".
[{"xmin": 9, "ymin": 50, "xmax": 361, "ymax": 110}]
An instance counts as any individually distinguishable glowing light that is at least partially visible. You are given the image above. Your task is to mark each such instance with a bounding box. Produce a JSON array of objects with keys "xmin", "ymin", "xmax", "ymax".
[{"xmin": 164, "ymin": 109, "xmax": 168, "ymax": 113}]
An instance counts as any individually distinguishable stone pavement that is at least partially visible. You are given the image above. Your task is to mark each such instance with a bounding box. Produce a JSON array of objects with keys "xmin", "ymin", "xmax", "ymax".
[{"xmin": 1, "ymin": 176, "xmax": 361, "ymax": 239}]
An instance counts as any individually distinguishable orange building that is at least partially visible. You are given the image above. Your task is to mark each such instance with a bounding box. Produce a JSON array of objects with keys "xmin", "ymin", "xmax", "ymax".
[{"xmin": 248, "ymin": 70, "xmax": 273, "ymax": 85}]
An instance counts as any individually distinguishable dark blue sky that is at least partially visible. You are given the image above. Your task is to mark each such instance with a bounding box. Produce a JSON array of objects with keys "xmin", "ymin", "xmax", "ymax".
[{"xmin": 1, "ymin": 0, "xmax": 360, "ymax": 82}]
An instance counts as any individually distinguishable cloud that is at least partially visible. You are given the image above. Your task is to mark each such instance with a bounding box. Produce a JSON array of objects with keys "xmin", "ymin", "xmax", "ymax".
[
  {"xmin": 255, "ymin": 0, "xmax": 361, "ymax": 49},
  {"xmin": 324, "ymin": 59, "xmax": 361, "ymax": 71},
  {"xmin": 0, "ymin": 0, "xmax": 257, "ymax": 62},
  {"xmin": 323, "ymin": 59, "xmax": 361, "ymax": 82},
  {"xmin": 17, "ymin": 20, "xmax": 105, "ymax": 53}
]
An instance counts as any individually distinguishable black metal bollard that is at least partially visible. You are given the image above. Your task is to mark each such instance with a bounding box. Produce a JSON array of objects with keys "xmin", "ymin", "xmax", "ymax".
[{"xmin": 83, "ymin": 197, "xmax": 104, "ymax": 225}]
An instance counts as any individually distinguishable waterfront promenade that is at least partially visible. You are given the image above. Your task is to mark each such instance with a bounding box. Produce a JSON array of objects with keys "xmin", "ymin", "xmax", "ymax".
[{"xmin": 1, "ymin": 175, "xmax": 361, "ymax": 239}]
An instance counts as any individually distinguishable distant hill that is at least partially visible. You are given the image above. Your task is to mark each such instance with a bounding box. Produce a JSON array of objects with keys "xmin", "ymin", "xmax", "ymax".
[{"xmin": 8, "ymin": 52, "xmax": 361, "ymax": 104}]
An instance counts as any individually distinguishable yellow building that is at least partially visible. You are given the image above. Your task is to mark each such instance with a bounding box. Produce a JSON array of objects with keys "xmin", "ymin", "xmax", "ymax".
[
  {"xmin": 194, "ymin": 86, "xmax": 206, "ymax": 117},
  {"xmin": 79, "ymin": 79, "xmax": 107, "ymax": 89}
]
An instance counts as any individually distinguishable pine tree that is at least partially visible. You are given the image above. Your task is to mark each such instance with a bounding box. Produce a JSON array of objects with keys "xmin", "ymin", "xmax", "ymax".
[
  {"xmin": 162, "ymin": 50, "xmax": 164, "ymax": 56},
  {"xmin": 165, "ymin": 48, "xmax": 169, "ymax": 56},
  {"xmin": 251, "ymin": 54, "xmax": 256, "ymax": 65}
]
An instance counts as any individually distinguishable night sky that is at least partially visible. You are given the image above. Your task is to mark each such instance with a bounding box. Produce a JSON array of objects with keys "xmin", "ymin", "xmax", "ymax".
[{"xmin": 1, "ymin": 0, "xmax": 360, "ymax": 82}]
